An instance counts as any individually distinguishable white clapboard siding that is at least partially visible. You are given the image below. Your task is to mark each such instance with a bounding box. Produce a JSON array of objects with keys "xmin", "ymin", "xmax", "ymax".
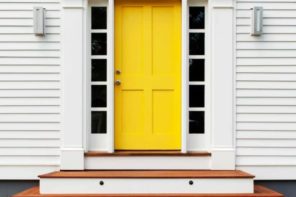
[
  {"xmin": 0, "ymin": 66, "xmax": 59, "ymax": 74},
  {"xmin": 0, "ymin": 147, "xmax": 59, "ymax": 156},
  {"xmin": 0, "ymin": 131, "xmax": 60, "ymax": 139},
  {"xmin": 237, "ymin": 10, "xmax": 296, "ymax": 18},
  {"xmin": 237, "ymin": 33, "xmax": 296, "ymax": 41},
  {"xmin": 0, "ymin": 0, "xmax": 60, "ymax": 179},
  {"xmin": 237, "ymin": 65, "xmax": 296, "ymax": 73},
  {"xmin": 237, "ymin": 26, "xmax": 296, "ymax": 34},
  {"xmin": 237, "ymin": 147, "xmax": 296, "ymax": 156},
  {"xmin": 237, "ymin": 50, "xmax": 296, "ymax": 57},
  {"xmin": 236, "ymin": 0, "xmax": 296, "ymax": 180},
  {"xmin": 237, "ymin": 131, "xmax": 296, "ymax": 140},
  {"xmin": 237, "ymin": 122, "xmax": 296, "ymax": 131},
  {"xmin": 237, "ymin": 106, "xmax": 296, "ymax": 114},
  {"xmin": 0, "ymin": 106, "xmax": 60, "ymax": 113},
  {"xmin": 237, "ymin": 42, "xmax": 296, "ymax": 50},
  {"xmin": 237, "ymin": 114, "xmax": 296, "ymax": 123},
  {"xmin": 0, "ymin": 50, "xmax": 59, "ymax": 57},
  {"xmin": 237, "ymin": 73, "xmax": 296, "ymax": 82},
  {"xmin": 237, "ymin": 18, "xmax": 296, "ymax": 26},
  {"xmin": 0, "ymin": 75, "xmax": 60, "ymax": 82},
  {"xmin": 0, "ymin": 18, "xmax": 60, "ymax": 27},
  {"xmin": 0, "ymin": 10, "xmax": 60, "ymax": 19}
]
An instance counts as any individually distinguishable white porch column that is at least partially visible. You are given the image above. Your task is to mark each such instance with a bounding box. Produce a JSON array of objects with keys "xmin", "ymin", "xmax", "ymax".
[
  {"xmin": 61, "ymin": 0, "xmax": 85, "ymax": 170},
  {"xmin": 210, "ymin": 0, "xmax": 236, "ymax": 169}
]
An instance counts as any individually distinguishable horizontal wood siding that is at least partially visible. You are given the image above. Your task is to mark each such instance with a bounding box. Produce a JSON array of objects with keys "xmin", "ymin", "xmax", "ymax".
[
  {"xmin": 236, "ymin": 0, "xmax": 296, "ymax": 179},
  {"xmin": 0, "ymin": 0, "xmax": 60, "ymax": 179}
]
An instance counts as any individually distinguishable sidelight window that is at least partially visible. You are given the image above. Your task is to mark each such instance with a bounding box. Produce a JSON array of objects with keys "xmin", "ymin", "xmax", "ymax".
[
  {"xmin": 188, "ymin": 5, "xmax": 206, "ymax": 135},
  {"xmin": 90, "ymin": 6, "xmax": 108, "ymax": 135}
]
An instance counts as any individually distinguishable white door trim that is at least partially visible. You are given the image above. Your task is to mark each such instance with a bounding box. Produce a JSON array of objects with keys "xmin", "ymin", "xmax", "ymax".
[
  {"xmin": 181, "ymin": 0, "xmax": 189, "ymax": 153},
  {"xmin": 106, "ymin": 0, "xmax": 115, "ymax": 153}
]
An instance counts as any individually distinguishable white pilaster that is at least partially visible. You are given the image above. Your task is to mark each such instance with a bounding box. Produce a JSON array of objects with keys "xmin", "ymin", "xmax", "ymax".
[
  {"xmin": 210, "ymin": 0, "xmax": 236, "ymax": 170},
  {"xmin": 61, "ymin": 0, "xmax": 85, "ymax": 170}
]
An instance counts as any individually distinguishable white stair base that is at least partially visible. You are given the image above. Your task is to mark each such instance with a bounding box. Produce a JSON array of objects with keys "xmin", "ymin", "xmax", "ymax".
[
  {"xmin": 40, "ymin": 178, "xmax": 254, "ymax": 194},
  {"xmin": 85, "ymin": 156, "xmax": 211, "ymax": 170}
]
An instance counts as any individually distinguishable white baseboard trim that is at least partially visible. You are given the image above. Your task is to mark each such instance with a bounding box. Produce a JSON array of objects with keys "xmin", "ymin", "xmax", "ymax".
[
  {"xmin": 61, "ymin": 148, "xmax": 84, "ymax": 170},
  {"xmin": 211, "ymin": 149, "xmax": 236, "ymax": 170},
  {"xmin": 0, "ymin": 165, "xmax": 59, "ymax": 180},
  {"xmin": 237, "ymin": 166, "xmax": 296, "ymax": 180}
]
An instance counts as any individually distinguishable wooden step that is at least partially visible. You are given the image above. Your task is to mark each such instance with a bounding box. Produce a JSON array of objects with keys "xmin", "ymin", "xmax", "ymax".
[
  {"xmin": 39, "ymin": 170, "xmax": 254, "ymax": 194},
  {"xmin": 13, "ymin": 185, "xmax": 284, "ymax": 197},
  {"xmin": 39, "ymin": 170, "xmax": 254, "ymax": 179}
]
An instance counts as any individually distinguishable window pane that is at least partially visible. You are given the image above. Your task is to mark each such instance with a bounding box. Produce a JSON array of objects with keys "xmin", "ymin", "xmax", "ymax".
[
  {"xmin": 189, "ymin": 111, "xmax": 204, "ymax": 134},
  {"xmin": 92, "ymin": 59, "xmax": 107, "ymax": 81},
  {"xmin": 92, "ymin": 85, "xmax": 107, "ymax": 107},
  {"xmin": 92, "ymin": 111, "xmax": 107, "ymax": 133},
  {"xmin": 92, "ymin": 33, "xmax": 107, "ymax": 55},
  {"xmin": 189, "ymin": 7, "xmax": 205, "ymax": 29},
  {"xmin": 189, "ymin": 85, "xmax": 204, "ymax": 107},
  {"xmin": 189, "ymin": 33, "xmax": 204, "ymax": 55},
  {"xmin": 92, "ymin": 7, "xmax": 107, "ymax": 29},
  {"xmin": 189, "ymin": 59, "xmax": 204, "ymax": 81}
]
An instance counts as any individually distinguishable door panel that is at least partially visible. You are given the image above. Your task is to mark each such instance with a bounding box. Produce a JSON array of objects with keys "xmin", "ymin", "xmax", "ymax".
[{"xmin": 115, "ymin": 0, "xmax": 181, "ymax": 150}]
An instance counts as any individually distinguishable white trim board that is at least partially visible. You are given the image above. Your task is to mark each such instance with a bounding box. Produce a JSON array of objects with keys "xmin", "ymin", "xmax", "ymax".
[
  {"xmin": 61, "ymin": 0, "xmax": 85, "ymax": 170},
  {"xmin": 237, "ymin": 166, "xmax": 296, "ymax": 180}
]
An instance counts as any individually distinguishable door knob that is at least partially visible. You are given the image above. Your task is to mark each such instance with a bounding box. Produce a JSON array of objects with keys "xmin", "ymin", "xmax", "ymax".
[
  {"xmin": 115, "ymin": 80, "xmax": 121, "ymax": 86},
  {"xmin": 115, "ymin": 70, "xmax": 121, "ymax": 74}
]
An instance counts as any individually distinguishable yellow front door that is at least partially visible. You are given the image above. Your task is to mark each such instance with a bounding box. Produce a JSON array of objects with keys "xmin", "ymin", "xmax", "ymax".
[{"xmin": 115, "ymin": 0, "xmax": 181, "ymax": 150}]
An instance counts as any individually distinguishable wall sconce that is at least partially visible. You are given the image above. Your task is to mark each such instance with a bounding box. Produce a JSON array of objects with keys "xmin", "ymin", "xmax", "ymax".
[
  {"xmin": 251, "ymin": 6, "xmax": 263, "ymax": 36},
  {"xmin": 33, "ymin": 7, "xmax": 45, "ymax": 36}
]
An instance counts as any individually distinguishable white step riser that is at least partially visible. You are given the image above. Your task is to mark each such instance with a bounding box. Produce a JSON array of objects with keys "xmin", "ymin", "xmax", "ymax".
[
  {"xmin": 85, "ymin": 156, "xmax": 210, "ymax": 170},
  {"xmin": 40, "ymin": 178, "xmax": 254, "ymax": 194}
]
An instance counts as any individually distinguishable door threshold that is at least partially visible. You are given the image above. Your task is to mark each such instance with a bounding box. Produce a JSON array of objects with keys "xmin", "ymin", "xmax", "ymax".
[
  {"xmin": 85, "ymin": 151, "xmax": 211, "ymax": 169},
  {"xmin": 85, "ymin": 150, "xmax": 211, "ymax": 157}
]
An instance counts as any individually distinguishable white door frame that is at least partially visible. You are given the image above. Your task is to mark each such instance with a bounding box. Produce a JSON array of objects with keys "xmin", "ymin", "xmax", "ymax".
[
  {"xmin": 60, "ymin": 0, "xmax": 236, "ymax": 170},
  {"xmin": 87, "ymin": 0, "xmax": 210, "ymax": 153}
]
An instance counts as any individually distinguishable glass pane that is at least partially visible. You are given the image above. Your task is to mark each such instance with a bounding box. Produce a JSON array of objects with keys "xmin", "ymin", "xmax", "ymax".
[
  {"xmin": 91, "ymin": 111, "xmax": 107, "ymax": 133},
  {"xmin": 189, "ymin": 59, "xmax": 204, "ymax": 81},
  {"xmin": 92, "ymin": 59, "xmax": 107, "ymax": 81},
  {"xmin": 189, "ymin": 111, "xmax": 204, "ymax": 134},
  {"xmin": 92, "ymin": 33, "xmax": 107, "ymax": 55},
  {"xmin": 189, "ymin": 33, "xmax": 204, "ymax": 55},
  {"xmin": 92, "ymin": 85, "xmax": 107, "ymax": 107},
  {"xmin": 189, "ymin": 7, "xmax": 205, "ymax": 29},
  {"xmin": 189, "ymin": 85, "xmax": 204, "ymax": 107},
  {"xmin": 92, "ymin": 7, "xmax": 107, "ymax": 29}
]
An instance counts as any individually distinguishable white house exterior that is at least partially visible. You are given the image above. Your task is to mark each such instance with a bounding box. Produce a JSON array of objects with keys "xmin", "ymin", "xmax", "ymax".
[{"xmin": 0, "ymin": 0, "xmax": 294, "ymax": 196}]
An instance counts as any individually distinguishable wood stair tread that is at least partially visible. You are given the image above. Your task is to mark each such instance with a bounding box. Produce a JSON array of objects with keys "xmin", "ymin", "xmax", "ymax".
[
  {"xmin": 39, "ymin": 170, "xmax": 254, "ymax": 179},
  {"xmin": 85, "ymin": 151, "xmax": 211, "ymax": 157},
  {"xmin": 13, "ymin": 185, "xmax": 284, "ymax": 197}
]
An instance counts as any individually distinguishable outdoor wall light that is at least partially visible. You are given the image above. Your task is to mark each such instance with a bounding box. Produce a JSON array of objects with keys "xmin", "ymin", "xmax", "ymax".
[
  {"xmin": 33, "ymin": 7, "xmax": 46, "ymax": 36},
  {"xmin": 251, "ymin": 6, "xmax": 263, "ymax": 36}
]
